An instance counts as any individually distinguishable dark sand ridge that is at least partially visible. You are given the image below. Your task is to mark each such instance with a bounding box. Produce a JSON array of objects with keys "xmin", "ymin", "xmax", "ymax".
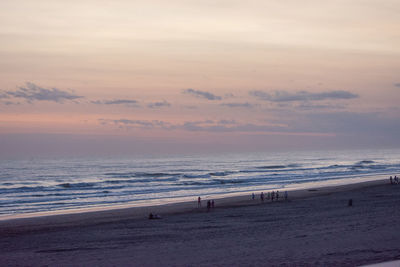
[{"xmin": 1, "ymin": 178, "xmax": 400, "ymax": 266}]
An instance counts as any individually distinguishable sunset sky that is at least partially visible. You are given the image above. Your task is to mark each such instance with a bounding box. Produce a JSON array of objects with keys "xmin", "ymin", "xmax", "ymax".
[{"xmin": 1, "ymin": 0, "xmax": 399, "ymax": 156}]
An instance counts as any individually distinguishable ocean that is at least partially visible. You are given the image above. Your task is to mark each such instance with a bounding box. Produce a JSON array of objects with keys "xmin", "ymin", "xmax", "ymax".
[{"xmin": 1, "ymin": 148, "xmax": 399, "ymax": 217}]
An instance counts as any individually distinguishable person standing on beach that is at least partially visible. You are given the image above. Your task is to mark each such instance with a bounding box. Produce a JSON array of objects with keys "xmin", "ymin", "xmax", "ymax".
[
  {"xmin": 252, "ymin": 193, "xmax": 255, "ymax": 200},
  {"xmin": 276, "ymin": 191, "xmax": 279, "ymax": 201},
  {"xmin": 390, "ymin": 176, "xmax": 393, "ymax": 184},
  {"xmin": 211, "ymin": 200, "xmax": 215, "ymax": 208},
  {"xmin": 271, "ymin": 191, "xmax": 275, "ymax": 201},
  {"xmin": 207, "ymin": 200, "xmax": 211, "ymax": 211},
  {"xmin": 261, "ymin": 192, "xmax": 264, "ymax": 202},
  {"xmin": 198, "ymin": 196, "xmax": 201, "ymax": 207}
]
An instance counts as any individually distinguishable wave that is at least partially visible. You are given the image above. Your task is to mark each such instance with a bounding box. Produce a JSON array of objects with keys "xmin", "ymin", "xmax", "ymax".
[
  {"xmin": 0, "ymin": 186, "xmax": 45, "ymax": 194},
  {"xmin": 358, "ymin": 160, "xmax": 375, "ymax": 164},
  {"xmin": 256, "ymin": 165, "xmax": 287, "ymax": 169},
  {"xmin": 105, "ymin": 177, "xmax": 179, "ymax": 184},
  {"xmin": 58, "ymin": 182, "xmax": 95, "ymax": 188},
  {"xmin": 213, "ymin": 179, "xmax": 244, "ymax": 184},
  {"xmin": 350, "ymin": 162, "xmax": 387, "ymax": 170},
  {"xmin": 180, "ymin": 179, "xmax": 245, "ymax": 186},
  {"xmin": 104, "ymin": 172, "xmax": 181, "ymax": 178},
  {"xmin": 183, "ymin": 174, "xmax": 211, "ymax": 179},
  {"xmin": 209, "ymin": 171, "xmax": 236, "ymax": 176}
]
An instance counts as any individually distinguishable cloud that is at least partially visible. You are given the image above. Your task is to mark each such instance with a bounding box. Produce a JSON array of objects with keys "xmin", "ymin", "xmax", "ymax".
[
  {"xmin": 394, "ymin": 83, "xmax": 400, "ymax": 88},
  {"xmin": 218, "ymin": 119, "xmax": 236, "ymax": 125},
  {"xmin": 92, "ymin": 99, "xmax": 139, "ymax": 106},
  {"xmin": 296, "ymin": 103, "xmax": 346, "ymax": 110},
  {"xmin": 183, "ymin": 88, "xmax": 222, "ymax": 100},
  {"xmin": 108, "ymin": 119, "xmax": 170, "ymax": 129},
  {"xmin": 6, "ymin": 82, "xmax": 83, "ymax": 103},
  {"xmin": 220, "ymin": 102, "xmax": 255, "ymax": 108},
  {"xmin": 0, "ymin": 93, "xmax": 9, "ymax": 99},
  {"xmin": 1, "ymin": 101, "xmax": 19, "ymax": 105},
  {"xmin": 102, "ymin": 118, "xmax": 288, "ymax": 133},
  {"xmin": 180, "ymin": 120, "xmax": 289, "ymax": 133},
  {"xmin": 147, "ymin": 100, "xmax": 171, "ymax": 109},
  {"xmin": 249, "ymin": 90, "xmax": 358, "ymax": 102}
]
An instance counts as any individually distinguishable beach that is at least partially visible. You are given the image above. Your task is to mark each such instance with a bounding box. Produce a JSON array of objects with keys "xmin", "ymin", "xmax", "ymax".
[{"xmin": 1, "ymin": 178, "xmax": 400, "ymax": 266}]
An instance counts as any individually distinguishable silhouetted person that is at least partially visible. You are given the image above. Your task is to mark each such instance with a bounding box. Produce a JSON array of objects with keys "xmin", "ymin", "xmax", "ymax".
[
  {"xmin": 390, "ymin": 176, "xmax": 393, "ymax": 184},
  {"xmin": 260, "ymin": 192, "xmax": 264, "ymax": 202},
  {"xmin": 252, "ymin": 193, "xmax": 255, "ymax": 200},
  {"xmin": 207, "ymin": 200, "xmax": 211, "ymax": 211},
  {"xmin": 198, "ymin": 196, "xmax": 201, "ymax": 207},
  {"xmin": 211, "ymin": 200, "xmax": 215, "ymax": 208},
  {"xmin": 348, "ymin": 199, "xmax": 353, "ymax": 207}
]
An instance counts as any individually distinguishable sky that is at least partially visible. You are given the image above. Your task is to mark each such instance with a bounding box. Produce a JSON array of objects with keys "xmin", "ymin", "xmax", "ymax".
[{"xmin": 0, "ymin": 0, "xmax": 400, "ymax": 157}]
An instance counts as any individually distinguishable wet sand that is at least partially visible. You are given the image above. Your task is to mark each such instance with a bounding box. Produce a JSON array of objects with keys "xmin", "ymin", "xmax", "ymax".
[{"xmin": 1, "ymin": 178, "xmax": 400, "ymax": 266}]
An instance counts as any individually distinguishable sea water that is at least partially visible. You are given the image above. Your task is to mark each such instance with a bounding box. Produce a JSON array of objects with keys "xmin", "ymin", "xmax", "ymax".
[{"xmin": 0, "ymin": 149, "xmax": 399, "ymax": 217}]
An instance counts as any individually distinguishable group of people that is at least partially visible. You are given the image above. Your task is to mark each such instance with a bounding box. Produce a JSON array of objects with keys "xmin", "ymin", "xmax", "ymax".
[
  {"xmin": 197, "ymin": 197, "xmax": 215, "ymax": 211},
  {"xmin": 253, "ymin": 190, "xmax": 288, "ymax": 202},
  {"xmin": 390, "ymin": 176, "xmax": 399, "ymax": 184},
  {"xmin": 196, "ymin": 189, "xmax": 289, "ymax": 212}
]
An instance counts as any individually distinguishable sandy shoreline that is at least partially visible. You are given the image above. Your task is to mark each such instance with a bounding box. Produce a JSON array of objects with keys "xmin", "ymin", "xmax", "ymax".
[
  {"xmin": 1, "ymin": 177, "xmax": 400, "ymax": 266},
  {"xmin": 0, "ymin": 174, "xmax": 389, "ymax": 222}
]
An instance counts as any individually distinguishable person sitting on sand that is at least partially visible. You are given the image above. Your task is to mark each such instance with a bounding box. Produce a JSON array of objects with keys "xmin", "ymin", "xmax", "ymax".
[{"xmin": 149, "ymin": 213, "xmax": 162, "ymax": 219}]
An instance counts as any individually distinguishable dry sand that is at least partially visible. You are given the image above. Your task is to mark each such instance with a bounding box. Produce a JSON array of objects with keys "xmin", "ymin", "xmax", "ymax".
[{"xmin": 1, "ymin": 178, "xmax": 400, "ymax": 266}]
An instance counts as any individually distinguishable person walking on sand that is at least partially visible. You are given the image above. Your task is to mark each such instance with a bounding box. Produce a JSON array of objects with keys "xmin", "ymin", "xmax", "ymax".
[{"xmin": 198, "ymin": 196, "xmax": 201, "ymax": 207}]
